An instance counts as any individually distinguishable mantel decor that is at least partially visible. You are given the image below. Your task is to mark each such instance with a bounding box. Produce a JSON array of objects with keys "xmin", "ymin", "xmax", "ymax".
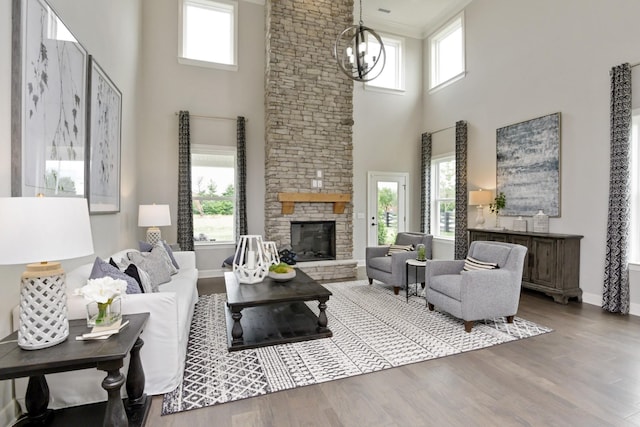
[
  {"xmin": 496, "ymin": 112, "xmax": 561, "ymax": 217},
  {"xmin": 12, "ymin": 0, "xmax": 88, "ymax": 198}
]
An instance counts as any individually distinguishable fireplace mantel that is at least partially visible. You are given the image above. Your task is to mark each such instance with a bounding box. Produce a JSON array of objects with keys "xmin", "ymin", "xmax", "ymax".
[{"xmin": 277, "ymin": 193, "xmax": 351, "ymax": 214}]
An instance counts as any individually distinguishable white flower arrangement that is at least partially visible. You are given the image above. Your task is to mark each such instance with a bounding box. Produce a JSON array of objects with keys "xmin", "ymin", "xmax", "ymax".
[{"xmin": 75, "ymin": 277, "xmax": 127, "ymax": 303}]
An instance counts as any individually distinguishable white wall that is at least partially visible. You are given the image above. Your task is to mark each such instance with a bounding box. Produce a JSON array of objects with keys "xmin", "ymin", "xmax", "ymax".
[
  {"xmin": 138, "ymin": 0, "xmax": 265, "ymax": 276},
  {"xmin": 424, "ymin": 0, "xmax": 640, "ymax": 310},
  {"xmin": 0, "ymin": 0, "xmax": 142, "ymax": 422},
  {"xmin": 353, "ymin": 34, "xmax": 424, "ymax": 263}
]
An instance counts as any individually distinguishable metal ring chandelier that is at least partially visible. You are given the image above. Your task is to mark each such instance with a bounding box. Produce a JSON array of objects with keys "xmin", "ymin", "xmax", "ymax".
[{"xmin": 334, "ymin": 0, "xmax": 386, "ymax": 82}]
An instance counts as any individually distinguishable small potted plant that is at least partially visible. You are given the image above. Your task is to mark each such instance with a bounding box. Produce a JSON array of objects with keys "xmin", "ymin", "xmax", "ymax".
[{"xmin": 489, "ymin": 192, "xmax": 506, "ymax": 229}]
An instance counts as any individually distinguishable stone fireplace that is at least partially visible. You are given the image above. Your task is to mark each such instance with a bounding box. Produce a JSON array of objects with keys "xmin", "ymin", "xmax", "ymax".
[
  {"xmin": 263, "ymin": 0, "xmax": 356, "ymax": 280},
  {"xmin": 291, "ymin": 221, "xmax": 336, "ymax": 262}
]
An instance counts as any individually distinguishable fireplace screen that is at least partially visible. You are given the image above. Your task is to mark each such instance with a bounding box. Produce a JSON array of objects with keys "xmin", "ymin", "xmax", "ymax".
[{"xmin": 290, "ymin": 221, "xmax": 336, "ymax": 262}]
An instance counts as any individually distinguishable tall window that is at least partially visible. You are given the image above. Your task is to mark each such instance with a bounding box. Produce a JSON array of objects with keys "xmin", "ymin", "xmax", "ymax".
[
  {"xmin": 192, "ymin": 145, "xmax": 236, "ymax": 244},
  {"xmin": 366, "ymin": 34, "xmax": 404, "ymax": 91},
  {"xmin": 431, "ymin": 155, "xmax": 456, "ymax": 238},
  {"xmin": 428, "ymin": 12, "xmax": 465, "ymax": 90},
  {"xmin": 179, "ymin": 0, "xmax": 238, "ymax": 70},
  {"xmin": 629, "ymin": 109, "xmax": 640, "ymax": 262}
]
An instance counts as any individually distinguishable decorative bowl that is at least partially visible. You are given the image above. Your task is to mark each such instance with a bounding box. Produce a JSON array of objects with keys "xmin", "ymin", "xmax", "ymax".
[{"xmin": 268, "ymin": 269, "xmax": 296, "ymax": 282}]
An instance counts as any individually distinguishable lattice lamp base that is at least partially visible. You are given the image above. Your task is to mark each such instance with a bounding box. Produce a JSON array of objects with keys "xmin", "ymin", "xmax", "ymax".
[
  {"xmin": 18, "ymin": 262, "xmax": 69, "ymax": 350},
  {"xmin": 146, "ymin": 227, "xmax": 162, "ymax": 245}
]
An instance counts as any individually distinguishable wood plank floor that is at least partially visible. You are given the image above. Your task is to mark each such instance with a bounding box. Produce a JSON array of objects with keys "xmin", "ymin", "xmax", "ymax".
[{"xmin": 147, "ymin": 274, "xmax": 640, "ymax": 426}]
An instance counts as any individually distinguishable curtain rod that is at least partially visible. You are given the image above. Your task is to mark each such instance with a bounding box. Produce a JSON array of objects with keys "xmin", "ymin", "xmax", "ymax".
[
  {"xmin": 174, "ymin": 112, "xmax": 246, "ymax": 122},
  {"xmin": 425, "ymin": 125, "xmax": 455, "ymax": 136}
]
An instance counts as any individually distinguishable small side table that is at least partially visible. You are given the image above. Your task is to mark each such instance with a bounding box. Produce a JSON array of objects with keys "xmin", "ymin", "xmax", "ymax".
[
  {"xmin": 0, "ymin": 312, "xmax": 150, "ymax": 427},
  {"xmin": 405, "ymin": 259, "xmax": 427, "ymax": 303}
]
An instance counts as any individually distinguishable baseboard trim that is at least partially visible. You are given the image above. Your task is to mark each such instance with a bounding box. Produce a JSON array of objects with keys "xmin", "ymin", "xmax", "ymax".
[
  {"xmin": 582, "ymin": 291, "xmax": 640, "ymax": 317},
  {"xmin": 0, "ymin": 398, "xmax": 20, "ymax": 427}
]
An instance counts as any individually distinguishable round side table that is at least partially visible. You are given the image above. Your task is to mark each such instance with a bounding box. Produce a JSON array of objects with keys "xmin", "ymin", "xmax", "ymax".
[{"xmin": 405, "ymin": 259, "xmax": 427, "ymax": 302}]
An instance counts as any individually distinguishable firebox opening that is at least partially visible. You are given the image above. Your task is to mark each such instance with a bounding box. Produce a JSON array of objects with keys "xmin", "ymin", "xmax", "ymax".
[{"xmin": 290, "ymin": 221, "xmax": 336, "ymax": 262}]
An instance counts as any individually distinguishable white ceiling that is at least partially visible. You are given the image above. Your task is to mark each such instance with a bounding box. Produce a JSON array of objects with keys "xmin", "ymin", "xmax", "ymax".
[{"xmin": 360, "ymin": 0, "xmax": 472, "ymax": 39}]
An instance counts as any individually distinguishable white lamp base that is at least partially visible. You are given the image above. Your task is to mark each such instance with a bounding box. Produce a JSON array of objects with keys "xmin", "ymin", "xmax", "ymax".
[
  {"xmin": 19, "ymin": 262, "xmax": 69, "ymax": 350},
  {"xmin": 474, "ymin": 205, "xmax": 486, "ymax": 229},
  {"xmin": 146, "ymin": 227, "xmax": 162, "ymax": 245}
]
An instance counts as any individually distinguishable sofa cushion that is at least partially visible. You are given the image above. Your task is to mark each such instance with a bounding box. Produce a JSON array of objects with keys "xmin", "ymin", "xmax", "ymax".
[
  {"xmin": 386, "ymin": 244, "xmax": 414, "ymax": 256},
  {"xmin": 368, "ymin": 256, "xmax": 393, "ymax": 273},
  {"xmin": 140, "ymin": 240, "xmax": 180, "ymax": 270},
  {"xmin": 127, "ymin": 250, "xmax": 172, "ymax": 289},
  {"xmin": 430, "ymin": 274, "xmax": 462, "ymax": 301},
  {"xmin": 469, "ymin": 242, "xmax": 511, "ymax": 267},
  {"xmin": 89, "ymin": 257, "xmax": 141, "ymax": 294},
  {"xmin": 463, "ymin": 256, "xmax": 500, "ymax": 271}
]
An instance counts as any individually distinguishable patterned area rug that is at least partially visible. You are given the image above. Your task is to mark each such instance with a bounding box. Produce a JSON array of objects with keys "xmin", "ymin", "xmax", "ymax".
[{"xmin": 162, "ymin": 280, "xmax": 552, "ymax": 415}]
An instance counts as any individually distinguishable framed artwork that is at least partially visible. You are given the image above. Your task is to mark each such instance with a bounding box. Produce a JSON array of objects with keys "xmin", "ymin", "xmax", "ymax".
[
  {"xmin": 87, "ymin": 56, "xmax": 122, "ymax": 214},
  {"xmin": 11, "ymin": 0, "xmax": 88, "ymax": 197},
  {"xmin": 496, "ymin": 112, "xmax": 561, "ymax": 217}
]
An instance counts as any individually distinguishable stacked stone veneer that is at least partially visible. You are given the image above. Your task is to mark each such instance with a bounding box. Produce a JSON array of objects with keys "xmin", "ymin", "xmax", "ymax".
[{"xmin": 265, "ymin": 0, "xmax": 356, "ymax": 280}]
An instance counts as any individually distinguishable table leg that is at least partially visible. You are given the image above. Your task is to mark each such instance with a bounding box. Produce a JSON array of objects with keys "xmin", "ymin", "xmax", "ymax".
[
  {"xmin": 231, "ymin": 308, "xmax": 244, "ymax": 345},
  {"xmin": 317, "ymin": 298, "xmax": 329, "ymax": 333},
  {"xmin": 99, "ymin": 360, "xmax": 127, "ymax": 427},
  {"xmin": 19, "ymin": 375, "xmax": 53, "ymax": 425},
  {"xmin": 126, "ymin": 337, "xmax": 146, "ymax": 407}
]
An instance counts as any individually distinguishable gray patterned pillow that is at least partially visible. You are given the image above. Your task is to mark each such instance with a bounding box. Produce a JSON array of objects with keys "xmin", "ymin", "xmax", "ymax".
[
  {"xmin": 127, "ymin": 250, "xmax": 172, "ymax": 289},
  {"xmin": 151, "ymin": 241, "xmax": 178, "ymax": 275}
]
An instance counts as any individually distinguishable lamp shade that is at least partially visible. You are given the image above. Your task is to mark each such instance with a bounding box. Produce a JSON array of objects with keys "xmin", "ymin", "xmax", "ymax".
[
  {"xmin": 138, "ymin": 204, "xmax": 171, "ymax": 227},
  {"xmin": 0, "ymin": 197, "xmax": 94, "ymax": 265},
  {"xmin": 469, "ymin": 190, "xmax": 493, "ymax": 206}
]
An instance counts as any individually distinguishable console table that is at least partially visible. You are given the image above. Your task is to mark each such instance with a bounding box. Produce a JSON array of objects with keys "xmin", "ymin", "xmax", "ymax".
[
  {"xmin": 0, "ymin": 313, "xmax": 150, "ymax": 426},
  {"xmin": 468, "ymin": 229, "xmax": 583, "ymax": 304}
]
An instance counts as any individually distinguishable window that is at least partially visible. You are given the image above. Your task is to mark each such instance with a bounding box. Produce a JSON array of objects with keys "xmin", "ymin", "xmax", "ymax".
[
  {"xmin": 630, "ymin": 109, "xmax": 640, "ymax": 262},
  {"xmin": 366, "ymin": 34, "xmax": 404, "ymax": 92},
  {"xmin": 179, "ymin": 0, "xmax": 238, "ymax": 70},
  {"xmin": 431, "ymin": 155, "xmax": 456, "ymax": 238},
  {"xmin": 428, "ymin": 12, "xmax": 465, "ymax": 90},
  {"xmin": 192, "ymin": 145, "xmax": 236, "ymax": 244}
]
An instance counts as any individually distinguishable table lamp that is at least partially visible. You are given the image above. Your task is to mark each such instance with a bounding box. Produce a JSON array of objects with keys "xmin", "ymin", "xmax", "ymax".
[
  {"xmin": 469, "ymin": 189, "xmax": 493, "ymax": 229},
  {"xmin": 0, "ymin": 197, "xmax": 94, "ymax": 350},
  {"xmin": 138, "ymin": 204, "xmax": 171, "ymax": 245}
]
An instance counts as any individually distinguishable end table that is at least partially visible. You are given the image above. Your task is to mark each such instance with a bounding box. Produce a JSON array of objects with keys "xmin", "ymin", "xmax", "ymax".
[{"xmin": 405, "ymin": 259, "xmax": 427, "ymax": 303}]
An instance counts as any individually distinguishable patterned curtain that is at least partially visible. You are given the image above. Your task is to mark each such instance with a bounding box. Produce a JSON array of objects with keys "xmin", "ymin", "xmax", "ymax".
[
  {"xmin": 235, "ymin": 116, "xmax": 248, "ymax": 240},
  {"xmin": 177, "ymin": 111, "xmax": 194, "ymax": 251},
  {"xmin": 420, "ymin": 132, "xmax": 432, "ymax": 234},
  {"xmin": 454, "ymin": 120, "xmax": 468, "ymax": 260},
  {"xmin": 603, "ymin": 63, "xmax": 631, "ymax": 314}
]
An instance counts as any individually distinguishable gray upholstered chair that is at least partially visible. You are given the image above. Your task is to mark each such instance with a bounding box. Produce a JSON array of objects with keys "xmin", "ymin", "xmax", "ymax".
[
  {"xmin": 426, "ymin": 241, "xmax": 527, "ymax": 332},
  {"xmin": 366, "ymin": 232, "xmax": 433, "ymax": 295}
]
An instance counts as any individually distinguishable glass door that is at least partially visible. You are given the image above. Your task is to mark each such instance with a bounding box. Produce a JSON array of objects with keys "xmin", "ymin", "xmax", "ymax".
[{"xmin": 367, "ymin": 172, "xmax": 408, "ymax": 246}]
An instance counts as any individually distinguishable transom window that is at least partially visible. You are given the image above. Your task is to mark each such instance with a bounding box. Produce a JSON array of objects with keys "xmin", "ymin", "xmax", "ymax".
[
  {"xmin": 428, "ymin": 12, "xmax": 465, "ymax": 90},
  {"xmin": 366, "ymin": 34, "xmax": 404, "ymax": 92},
  {"xmin": 191, "ymin": 145, "xmax": 236, "ymax": 244},
  {"xmin": 179, "ymin": 0, "xmax": 238, "ymax": 70},
  {"xmin": 431, "ymin": 155, "xmax": 456, "ymax": 238}
]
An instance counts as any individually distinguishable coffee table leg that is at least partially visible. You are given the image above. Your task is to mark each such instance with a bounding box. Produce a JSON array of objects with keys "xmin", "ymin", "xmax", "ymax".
[
  {"xmin": 317, "ymin": 298, "xmax": 329, "ymax": 333},
  {"xmin": 21, "ymin": 375, "xmax": 53, "ymax": 424},
  {"xmin": 99, "ymin": 361, "xmax": 127, "ymax": 427},
  {"xmin": 231, "ymin": 308, "xmax": 244, "ymax": 345}
]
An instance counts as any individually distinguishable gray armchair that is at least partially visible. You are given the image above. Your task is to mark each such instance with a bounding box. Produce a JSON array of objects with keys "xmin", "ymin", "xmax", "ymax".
[
  {"xmin": 426, "ymin": 241, "xmax": 527, "ymax": 332},
  {"xmin": 366, "ymin": 232, "xmax": 433, "ymax": 295}
]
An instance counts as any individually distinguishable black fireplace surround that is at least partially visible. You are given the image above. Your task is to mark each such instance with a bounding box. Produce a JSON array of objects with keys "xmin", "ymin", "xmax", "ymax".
[{"xmin": 290, "ymin": 221, "xmax": 336, "ymax": 262}]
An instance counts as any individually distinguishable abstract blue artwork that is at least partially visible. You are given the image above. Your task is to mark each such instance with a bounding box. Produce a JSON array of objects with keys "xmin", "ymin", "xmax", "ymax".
[{"xmin": 496, "ymin": 112, "xmax": 561, "ymax": 217}]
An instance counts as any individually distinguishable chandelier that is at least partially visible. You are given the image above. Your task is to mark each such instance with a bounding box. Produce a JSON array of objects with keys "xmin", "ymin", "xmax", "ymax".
[{"xmin": 334, "ymin": 0, "xmax": 386, "ymax": 82}]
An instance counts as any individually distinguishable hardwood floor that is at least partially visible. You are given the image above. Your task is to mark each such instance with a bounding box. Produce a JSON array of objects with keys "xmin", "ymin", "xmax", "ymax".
[{"xmin": 147, "ymin": 272, "xmax": 640, "ymax": 426}]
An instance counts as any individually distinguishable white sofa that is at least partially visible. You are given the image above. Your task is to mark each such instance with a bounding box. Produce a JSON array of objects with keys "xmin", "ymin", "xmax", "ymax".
[{"xmin": 13, "ymin": 249, "xmax": 199, "ymax": 409}]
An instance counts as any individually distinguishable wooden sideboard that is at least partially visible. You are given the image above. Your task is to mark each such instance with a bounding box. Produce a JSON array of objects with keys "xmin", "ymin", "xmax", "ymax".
[{"xmin": 468, "ymin": 228, "xmax": 583, "ymax": 304}]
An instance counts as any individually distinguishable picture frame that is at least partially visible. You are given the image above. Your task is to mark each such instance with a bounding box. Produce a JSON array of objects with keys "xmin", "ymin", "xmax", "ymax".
[
  {"xmin": 87, "ymin": 56, "xmax": 122, "ymax": 214},
  {"xmin": 496, "ymin": 112, "xmax": 561, "ymax": 217},
  {"xmin": 11, "ymin": 0, "xmax": 88, "ymax": 197}
]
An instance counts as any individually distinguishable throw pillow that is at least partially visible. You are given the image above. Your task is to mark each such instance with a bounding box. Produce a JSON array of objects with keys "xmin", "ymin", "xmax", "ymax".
[
  {"xmin": 386, "ymin": 244, "xmax": 414, "ymax": 256},
  {"xmin": 127, "ymin": 250, "xmax": 172, "ymax": 289},
  {"xmin": 89, "ymin": 257, "xmax": 141, "ymax": 294},
  {"xmin": 462, "ymin": 256, "xmax": 500, "ymax": 272},
  {"xmin": 124, "ymin": 264, "xmax": 153, "ymax": 293},
  {"xmin": 139, "ymin": 240, "xmax": 180, "ymax": 270}
]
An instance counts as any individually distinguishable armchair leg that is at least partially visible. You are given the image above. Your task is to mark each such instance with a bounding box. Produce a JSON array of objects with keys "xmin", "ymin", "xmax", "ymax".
[
  {"xmin": 506, "ymin": 315, "xmax": 514, "ymax": 323},
  {"xmin": 464, "ymin": 321, "xmax": 474, "ymax": 333},
  {"xmin": 368, "ymin": 278, "xmax": 373, "ymax": 285},
  {"xmin": 393, "ymin": 286, "xmax": 400, "ymax": 295},
  {"xmin": 420, "ymin": 282, "xmax": 425, "ymax": 289},
  {"xmin": 427, "ymin": 303, "xmax": 434, "ymax": 311}
]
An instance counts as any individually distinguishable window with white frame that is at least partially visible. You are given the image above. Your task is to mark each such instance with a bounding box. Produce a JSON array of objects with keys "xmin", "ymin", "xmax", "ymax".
[
  {"xmin": 179, "ymin": 0, "xmax": 238, "ymax": 70},
  {"xmin": 629, "ymin": 109, "xmax": 640, "ymax": 262},
  {"xmin": 431, "ymin": 155, "xmax": 456, "ymax": 238},
  {"xmin": 192, "ymin": 145, "xmax": 236, "ymax": 244},
  {"xmin": 366, "ymin": 34, "xmax": 404, "ymax": 91},
  {"xmin": 428, "ymin": 12, "xmax": 465, "ymax": 90}
]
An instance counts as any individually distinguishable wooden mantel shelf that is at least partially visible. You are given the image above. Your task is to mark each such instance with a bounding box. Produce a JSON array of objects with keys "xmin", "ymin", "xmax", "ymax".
[{"xmin": 277, "ymin": 192, "xmax": 351, "ymax": 214}]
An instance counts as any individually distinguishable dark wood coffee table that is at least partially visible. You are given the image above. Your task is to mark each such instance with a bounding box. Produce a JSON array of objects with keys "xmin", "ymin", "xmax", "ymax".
[{"xmin": 224, "ymin": 269, "xmax": 332, "ymax": 351}]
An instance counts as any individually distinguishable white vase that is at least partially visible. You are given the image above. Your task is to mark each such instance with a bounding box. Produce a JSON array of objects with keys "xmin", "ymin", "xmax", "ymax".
[{"xmin": 533, "ymin": 210, "xmax": 549, "ymax": 233}]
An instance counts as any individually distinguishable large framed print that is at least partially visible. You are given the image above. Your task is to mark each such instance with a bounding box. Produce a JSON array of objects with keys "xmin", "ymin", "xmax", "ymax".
[
  {"xmin": 87, "ymin": 56, "xmax": 122, "ymax": 214},
  {"xmin": 496, "ymin": 112, "xmax": 561, "ymax": 217},
  {"xmin": 11, "ymin": 0, "xmax": 87, "ymax": 197}
]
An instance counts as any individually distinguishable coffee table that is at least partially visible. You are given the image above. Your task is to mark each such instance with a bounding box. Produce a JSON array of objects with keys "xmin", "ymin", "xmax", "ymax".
[{"xmin": 224, "ymin": 269, "xmax": 332, "ymax": 351}]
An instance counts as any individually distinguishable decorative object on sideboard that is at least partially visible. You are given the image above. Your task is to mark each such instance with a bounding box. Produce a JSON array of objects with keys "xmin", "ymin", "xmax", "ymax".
[
  {"xmin": 268, "ymin": 263, "xmax": 296, "ymax": 282},
  {"xmin": 334, "ymin": 0, "xmax": 386, "ymax": 82},
  {"xmin": 469, "ymin": 189, "xmax": 493, "ymax": 229},
  {"xmin": 513, "ymin": 216, "xmax": 528, "ymax": 232},
  {"xmin": 533, "ymin": 210, "xmax": 550, "ymax": 233},
  {"xmin": 75, "ymin": 277, "xmax": 126, "ymax": 327},
  {"xmin": 262, "ymin": 241, "xmax": 280, "ymax": 266},
  {"xmin": 0, "ymin": 197, "xmax": 94, "ymax": 350},
  {"xmin": 489, "ymin": 192, "xmax": 507, "ymax": 229},
  {"xmin": 138, "ymin": 204, "xmax": 171, "ymax": 245},
  {"xmin": 233, "ymin": 235, "xmax": 269, "ymax": 284}
]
